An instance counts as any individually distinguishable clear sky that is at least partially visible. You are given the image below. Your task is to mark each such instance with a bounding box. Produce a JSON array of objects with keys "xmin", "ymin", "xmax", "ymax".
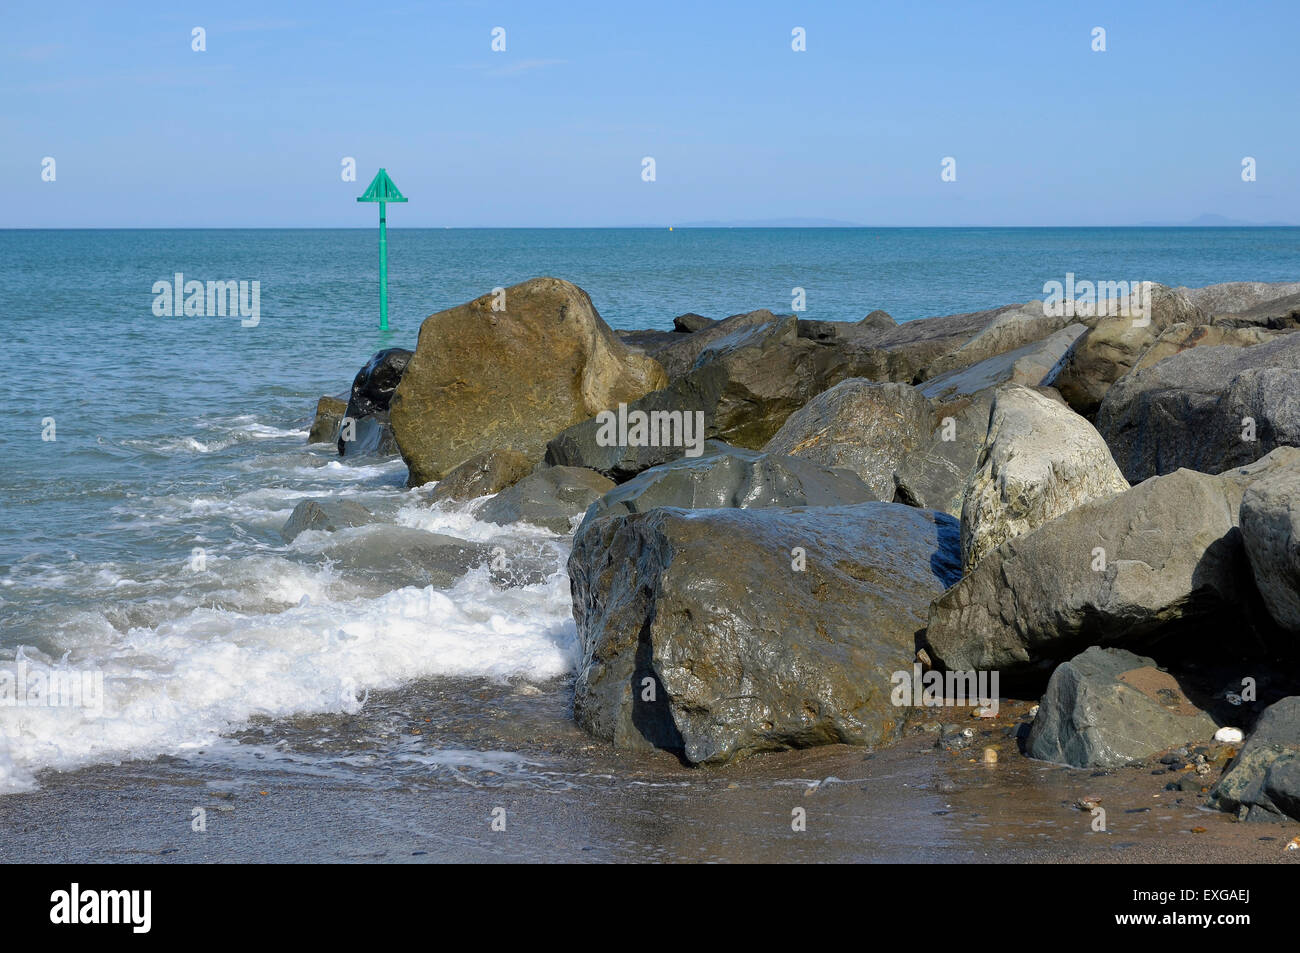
[{"xmin": 3, "ymin": 0, "xmax": 1297, "ymax": 227}]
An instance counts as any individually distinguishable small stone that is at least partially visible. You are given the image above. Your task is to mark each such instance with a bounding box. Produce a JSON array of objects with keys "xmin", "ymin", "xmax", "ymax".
[
  {"xmin": 1076, "ymin": 796, "xmax": 1102, "ymax": 811},
  {"xmin": 1027, "ymin": 705, "xmax": 1040, "ymax": 720},
  {"xmin": 982, "ymin": 747, "xmax": 998, "ymax": 763},
  {"xmin": 1214, "ymin": 727, "xmax": 1245, "ymax": 744}
]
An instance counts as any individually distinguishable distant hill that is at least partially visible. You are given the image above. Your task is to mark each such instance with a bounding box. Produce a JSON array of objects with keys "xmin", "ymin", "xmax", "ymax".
[
  {"xmin": 1136, "ymin": 213, "xmax": 1297, "ymax": 227},
  {"xmin": 672, "ymin": 217, "xmax": 864, "ymax": 228}
]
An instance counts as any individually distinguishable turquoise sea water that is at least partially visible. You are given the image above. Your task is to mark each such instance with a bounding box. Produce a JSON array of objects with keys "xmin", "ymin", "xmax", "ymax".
[{"xmin": 0, "ymin": 226, "xmax": 1296, "ymax": 790}]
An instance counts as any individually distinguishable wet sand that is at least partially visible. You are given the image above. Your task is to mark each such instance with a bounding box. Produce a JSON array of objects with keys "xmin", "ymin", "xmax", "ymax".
[{"xmin": 1, "ymin": 677, "xmax": 1296, "ymax": 863}]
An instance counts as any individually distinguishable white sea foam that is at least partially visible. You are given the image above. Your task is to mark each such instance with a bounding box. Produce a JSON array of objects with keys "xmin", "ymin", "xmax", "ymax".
[{"xmin": 0, "ymin": 556, "xmax": 578, "ymax": 792}]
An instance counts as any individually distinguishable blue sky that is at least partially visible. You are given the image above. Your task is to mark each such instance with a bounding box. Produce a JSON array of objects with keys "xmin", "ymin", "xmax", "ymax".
[{"xmin": 2, "ymin": 0, "xmax": 1297, "ymax": 227}]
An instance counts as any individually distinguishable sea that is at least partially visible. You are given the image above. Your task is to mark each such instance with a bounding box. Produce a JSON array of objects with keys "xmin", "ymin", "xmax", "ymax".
[{"xmin": 1, "ymin": 226, "xmax": 1298, "ymax": 794}]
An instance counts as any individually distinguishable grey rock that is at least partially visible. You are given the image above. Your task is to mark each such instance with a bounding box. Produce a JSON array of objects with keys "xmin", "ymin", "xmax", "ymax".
[
  {"xmin": 834, "ymin": 302, "xmax": 1037, "ymax": 385},
  {"xmin": 762, "ymin": 379, "xmax": 931, "ymax": 500},
  {"xmin": 429, "ymin": 448, "xmax": 533, "ymax": 504},
  {"xmin": 923, "ymin": 449, "xmax": 1300, "ymax": 678},
  {"xmin": 478, "ymin": 466, "xmax": 615, "ymax": 533},
  {"xmin": 1240, "ymin": 462, "xmax": 1300, "ymax": 632},
  {"xmin": 569, "ymin": 503, "xmax": 961, "ymax": 764},
  {"xmin": 919, "ymin": 323, "xmax": 1087, "ymax": 403},
  {"xmin": 311, "ymin": 525, "xmax": 494, "ymax": 589},
  {"xmin": 1178, "ymin": 281, "xmax": 1300, "ymax": 321},
  {"xmin": 579, "ymin": 444, "xmax": 874, "ymax": 531},
  {"xmin": 891, "ymin": 323, "xmax": 1087, "ymax": 517},
  {"xmin": 1096, "ymin": 333, "xmax": 1300, "ymax": 483},
  {"xmin": 1211, "ymin": 696, "xmax": 1300, "ymax": 822},
  {"xmin": 1208, "ymin": 291, "xmax": 1300, "ymax": 330},
  {"xmin": 1027, "ymin": 647, "xmax": 1218, "ymax": 768},
  {"xmin": 920, "ymin": 302, "xmax": 1073, "ymax": 382},
  {"xmin": 281, "ymin": 499, "xmax": 374, "ymax": 543},
  {"xmin": 892, "ymin": 391, "xmax": 995, "ymax": 517},
  {"xmin": 960, "ymin": 384, "xmax": 1129, "ymax": 573}
]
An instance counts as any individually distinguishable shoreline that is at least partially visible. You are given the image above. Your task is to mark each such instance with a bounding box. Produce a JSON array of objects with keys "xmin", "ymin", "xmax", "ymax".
[{"xmin": 2, "ymin": 677, "xmax": 1294, "ymax": 864}]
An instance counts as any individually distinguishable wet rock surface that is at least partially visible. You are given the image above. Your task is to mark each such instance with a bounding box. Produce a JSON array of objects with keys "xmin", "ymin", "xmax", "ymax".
[
  {"xmin": 578, "ymin": 444, "xmax": 874, "ymax": 531},
  {"xmin": 281, "ymin": 499, "xmax": 374, "ymax": 542},
  {"xmin": 1027, "ymin": 647, "xmax": 1218, "ymax": 768},
  {"xmin": 569, "ymin": 503, "xmax": 960, "ymax": 765},
  {"xmin": 478, "ymin": 465, "xmax": 616, "ymax": 533},
  {"xmin": 429, "ymin": 448, "xmax": 533, "ymax": 504},
  {"xmin": 1211, "ymin": 696, "xmax": 1300, "ymax": 822}
]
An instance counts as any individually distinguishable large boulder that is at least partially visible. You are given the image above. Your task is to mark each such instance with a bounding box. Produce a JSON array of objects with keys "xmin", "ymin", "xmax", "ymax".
[
  {"xmin": 390, "ymin": 278, "xmax": 667, "ymax": 486},
  {"xmin": 281, "ymin": 499, "xmax": 373, "ymax": 542},
  {"xmin": 1053, "ymin": 284, "xmax": 1206, "ymax": 415},
  {"xmin": 960, "ymin": 385, "xmax": 1129, "ymax": 573},
  {"xmin": 1239, "ymin": 463, "xmax": 1300, "ymax": 632},
  {"xmin": 1095, "ymin": 333, "xmax": 1300, "ymax": 483},
  {"xmin": 1026, "ymin": 647, "xmax": 1218, "ymax": 768},
  {"xmin": 1208, "ymin": 291, "xmax": 1300, "ymax": 331},
  {"xmin": 919, "ymin": 302, "xmax": 1072, "ymax": 381},
  {"xmin": 917, "ymin": 323, "xmax": 1086, "ymax": 403},
  {"xmin": 831, "ymin": 299, "xmax": 1076, "ymax": 385},
  {"xmin": 923, "ymin": 449, "xmax": 1300, "ymax": 678},
  {"xmin": 429, "ymin": 448, "xmax": 533, "ymax": 504},
  {"xmin": 1178, "ymin": 281, "xmax": 1300, "ymax": 323},
  {"xmin": 761, "ymin": 379, "xmax": 930, "ymax": 500},
  {"xmin": 338, "ymin": 348, "xmax": 412, "ymax": 458},
  {"xmin": 579, "ymin": 444, "xmax": 874, "ymax": 530},
  {"xmin": 569, "ymin": 504, "xmax": 962, "ymax": 764},
  {"xmin": 477, "ymin": 465, "xmax": 615, "ymax": 533},
  {"xmin": 1210, "ymin": 696, "xmax": 1300, "ymax": 822}
]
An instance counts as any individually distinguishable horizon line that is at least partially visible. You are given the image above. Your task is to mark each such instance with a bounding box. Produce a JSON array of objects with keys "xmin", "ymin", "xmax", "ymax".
[{"xmin": 3, "ymin": 224, "xmax": 1299, "ymax": 231}]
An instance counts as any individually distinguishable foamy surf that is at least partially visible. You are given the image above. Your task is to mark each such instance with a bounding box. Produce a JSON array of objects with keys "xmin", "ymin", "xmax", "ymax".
[
  {"xmin": 0, "ymin": 560, "xmax": 578, "ymax": 793},
  {"xmin": 0, "ymin": 408, "xmax": 581, "ymax": 794}
]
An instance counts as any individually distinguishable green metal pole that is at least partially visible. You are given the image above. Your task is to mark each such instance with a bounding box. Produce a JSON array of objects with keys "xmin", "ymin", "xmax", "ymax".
[{"xmin": 378, "ymin": 200, "xmax": 389, "ymax": 331}]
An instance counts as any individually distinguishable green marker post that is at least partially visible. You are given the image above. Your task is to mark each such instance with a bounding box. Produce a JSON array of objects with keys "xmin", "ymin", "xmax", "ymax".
[{"xmin": 357, "ymin": 168, "xmax": 408, "ymax": 330}]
